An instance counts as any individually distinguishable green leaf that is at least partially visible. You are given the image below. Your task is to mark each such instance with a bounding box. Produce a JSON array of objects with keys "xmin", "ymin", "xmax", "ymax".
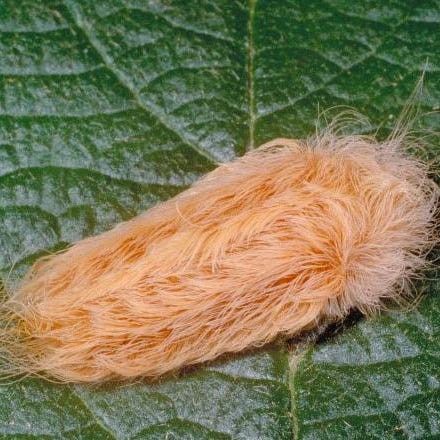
[
  {"xmin": 0, "ymin": 0, "xmax": 439, "ymax": 439},
  {"xmin": 291, "ymin": 287, "xmax": 440, "ymax": 439},
  {"xmin": 0, "ymin": 350, "xmax": 291, "ymax": 439}
]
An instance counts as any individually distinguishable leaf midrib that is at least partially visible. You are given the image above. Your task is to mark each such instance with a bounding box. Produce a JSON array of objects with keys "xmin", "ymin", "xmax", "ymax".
[{"xmin": 246, "ymin": 0, "xmax": 257, "ymax": 150}]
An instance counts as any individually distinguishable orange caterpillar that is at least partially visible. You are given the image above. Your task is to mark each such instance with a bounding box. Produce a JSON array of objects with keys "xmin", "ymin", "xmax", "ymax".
[{"xmin": 0, "ymin": 131, "xmax": 438, "ymax": 383}]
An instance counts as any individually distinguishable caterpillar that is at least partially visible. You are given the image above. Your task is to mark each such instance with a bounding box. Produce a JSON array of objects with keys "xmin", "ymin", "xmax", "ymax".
[{"xmin": 0, "ymin": 129, "xmax": 438, "ymax": 383}]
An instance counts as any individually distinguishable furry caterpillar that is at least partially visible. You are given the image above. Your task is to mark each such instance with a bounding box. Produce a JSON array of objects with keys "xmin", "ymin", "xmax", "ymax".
[{"xmin": 0, "ymin": 132, "xmax": 438, "ymax": 383}]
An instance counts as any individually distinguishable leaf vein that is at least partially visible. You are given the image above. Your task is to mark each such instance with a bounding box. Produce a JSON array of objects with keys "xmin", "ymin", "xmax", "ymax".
[{"xmin": 62, "ymin": 0, "xmax": 219, "ymax": 165}]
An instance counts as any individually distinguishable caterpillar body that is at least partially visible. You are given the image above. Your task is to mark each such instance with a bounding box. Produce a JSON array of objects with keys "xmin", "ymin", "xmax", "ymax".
[{"xmin": 0, "ymin": 133, "xmax": 437, "ymax": 383}]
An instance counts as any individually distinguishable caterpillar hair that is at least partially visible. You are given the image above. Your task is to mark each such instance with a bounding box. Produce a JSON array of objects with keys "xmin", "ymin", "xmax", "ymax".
[{"xmin": 0, "ymin": 120, "xmax": 438, "ymax": 383}]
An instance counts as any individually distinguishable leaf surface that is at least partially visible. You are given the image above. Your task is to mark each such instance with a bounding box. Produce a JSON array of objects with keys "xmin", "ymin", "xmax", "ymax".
[{"xmin": 0, "ymin": 1, "xmax": 439, "ymax": 439}]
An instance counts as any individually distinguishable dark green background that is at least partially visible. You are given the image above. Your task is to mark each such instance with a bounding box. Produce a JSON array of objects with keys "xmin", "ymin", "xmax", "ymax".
[{"xmin": 0, "ymin": 1, "xmax": 438, "ymax": 438}]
